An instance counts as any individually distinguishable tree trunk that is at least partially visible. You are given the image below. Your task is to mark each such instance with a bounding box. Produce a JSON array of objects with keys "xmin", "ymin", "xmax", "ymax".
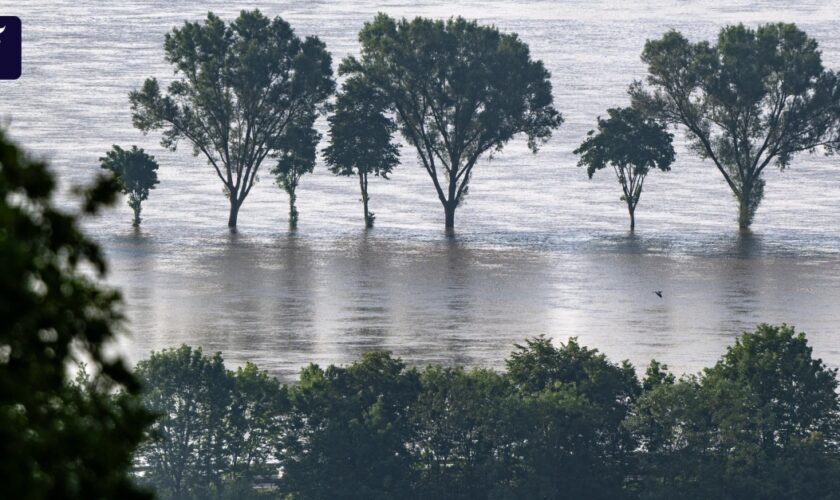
[
  {"xmin": 228, "ymin": 199, "xmax": 240, "ymax": 228},
  {"xmin": 444, "ymin": 202, "xmax": 456, "ymax": 233},
  {"xmin": 288, "ymin": 190, "xmax": 298, "ymax": 230},
  {"xmin": 736, "ymin": 174, "xmax": 766, "ymax": 231},
  {"xmin": 628, "ymin": 205, "xmax": 635, "ymax": 232},
  {"xmin": 359, "ymin": 170, "xmax": 373, "ymax": 228},
  {"xmin": 446, "ymin": 174, "xmax": 459, "ymax": 234},
  {"xmin": 738, "ymin": 191, "xmax": 752, "ymax": 231},
  {"xmin": 129, "ymin": 197, "xmax": 142, "ymax": 227}
]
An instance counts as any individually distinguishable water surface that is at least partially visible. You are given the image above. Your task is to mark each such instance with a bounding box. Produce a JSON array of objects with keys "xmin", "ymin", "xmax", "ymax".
[{"xmin": 4, "ymin": 0, "xmax": 840, "ymax": 380}]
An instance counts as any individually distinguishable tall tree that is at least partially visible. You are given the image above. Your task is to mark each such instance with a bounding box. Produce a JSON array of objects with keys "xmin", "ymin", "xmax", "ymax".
[
  {"xmin": 341, "ymin": 15, "xmax": 563, "ymax": 231},
  {"xmin": 324, "ymin": 77, "xmax": 400, "ymax": 228},
  {"xmin": 575, "ymin": 107, "xmax": 675, "ymax": 231},
  {"xmin": 135, "ymin": 346, "xmax": 232, "ymax": 499},
  {"xmin": 505, "ymin": 337, "xmax": 641, "ymax": 499},
  {"xmin": 100, "ymin": 145, "xmax": 160, "ymax": 227},
  {"xmin": 627, "ymin": 324, "xmax": 840, "ymax": 500},
  {"xmin": 410, "ymin": 367, "xmax": 516, "ymax": 499},
  {"xmin": 704, "ymin": 323, "xmax": 840, "ymax": 452},
  {"xmin": 227, "ymin": 362, "xmax": 288, "ymax": 490},
  {"xmin": 270, "ymin": 112, "xmax": 319, "ymax": 230},
  {"xmin": 280, "ymin": 352, "xmax": 421, "ymax": 499},
  {"xmin": 631, "ymin": 23, "xmax": 840, "ymax": 230},
  {"xmin": 0, "ymin": 130, "xmax": 152, "ymax": 499},
  {"xmin": 129, "ymin": 10, "xmax": 334, "ymax": 228}
]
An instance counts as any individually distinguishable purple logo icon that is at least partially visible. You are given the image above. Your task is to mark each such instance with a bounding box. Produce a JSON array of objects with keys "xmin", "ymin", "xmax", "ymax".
[{"xmin": 0, "ymin": 16, "xmax": 21, "ymax": 80}]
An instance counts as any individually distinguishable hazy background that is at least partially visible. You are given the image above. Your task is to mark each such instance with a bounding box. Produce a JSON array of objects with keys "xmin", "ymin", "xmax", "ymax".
[{"xmin": 3, "ymin": 0, "xmax": 840, "ymax": 380}]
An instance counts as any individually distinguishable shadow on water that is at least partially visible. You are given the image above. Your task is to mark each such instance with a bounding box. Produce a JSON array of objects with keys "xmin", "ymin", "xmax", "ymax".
[
  {"xmin": 329, "ymin": 231, "xmax": 394, "ymax": 358},
  {"xmin": 730, "ymin": 231, "xmax": 764, "ymax": 259}
]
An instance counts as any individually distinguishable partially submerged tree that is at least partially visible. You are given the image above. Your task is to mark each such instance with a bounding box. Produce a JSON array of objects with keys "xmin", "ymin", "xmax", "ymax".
[
  {"xmin": 270, "ymin": 112, "xmax": 319, "ymax": 230},
  {"xmin": 323, "ymin": 77, "xmax": 400, "ymax": 228},
  {"xmin": 575, "ymin": 107, "xmax": 675, "ymax": 231},
  {"xmin": 0, "ymin": 130, "xmax": 152, "ymax": 499},
  {"xmin": 129, "ymin": 10, "xmax": 334, "ymax": 228},
  {"xmin": 631, "ymin": 23, "xmax": 840, "ymax": 230},
  {"xmin": 341, "ymin": 15, "xmax": 563, "ymax": 231},
  {"xmin": 100, "ymin": 145, "xmax": 160, "ymax": 227}
]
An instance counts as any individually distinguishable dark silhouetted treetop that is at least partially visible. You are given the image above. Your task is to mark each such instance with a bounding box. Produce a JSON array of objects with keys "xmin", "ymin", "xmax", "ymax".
[
  {"xmin": 129, "ymin": 10, "xmax": 335, "ymax": 228},
  {"xmin": 704, "ymin": 323, "xmax": 840, "ymax": 449},
  {"xmin": 0, "ymin": 130, "xmax": 152, "ymax": 499},
  {"xmin": 134, "ymin": 345, "xmax": 287, "ymax": 500},
  {"xmin": 100, "ymin": 145, "xmax": 160, "ymax": 227},
  {"xmin": 341, "ymin": 14, "xmax": 563, "ymax": 230},
  {"xmin": 627, "ymin": 324, "xmax": 840, "ymax": 499},
  {"xmin": 631, "ymin": 23, "xmax": 840, "ymax": 229},
  {"xmin": 280, "ymin": 351, "xmax": 421, "ymax": 499},
  {"xmin": 323, "ymin": 76, "xmax": 400, "ymax": 228},
  {"xmin": 134, "ymin": 325, "xmax": 840, "ymax": 499},
  {"xmin": 575, "ymin": 106, "xmax": 675, "ymax": 230}
]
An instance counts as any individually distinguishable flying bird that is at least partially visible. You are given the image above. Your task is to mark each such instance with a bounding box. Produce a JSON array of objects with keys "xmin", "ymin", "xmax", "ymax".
[
  {"xmin": 653, "ymin": 290, "xmax": 663, "ymax": 298},
  {"xmin": 0, "ymin": 26, "xmax": 5, "ymax": 35}
]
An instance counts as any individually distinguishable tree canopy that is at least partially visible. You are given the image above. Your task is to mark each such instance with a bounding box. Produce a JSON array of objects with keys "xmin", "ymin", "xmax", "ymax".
[
  {"xmin": 130, "ymin": 325, "xmax": 840, "ymax": 499},
  {"xmin": 0, "ymin": 130, "xmax": 152, "ymax": 499},
  {"xmin": 628, "ymin": 324, "xmax": 840, "ymax": 499},
  {"xmin": 341, "ymin": 14, "xmax": 563, "ymax": 230},
  {"xmin": 134, "ymin": 345, "xmax": 286, "ymax": 500},
  {"xmin": 280, "ymin": 352, "xmax": 421, "ymax": 499},
  {"xmin": 575, "ymin": 107, "xmax": 675, "ymax": 230},
  {"xmin": 129, "ymin": 9, "xmax": 335, "ymax": 228},
  {"xmin": 100, "ymin": 145, "xmax": 160, "ymax": 227},
  {"xmin": 631, "ymin": 23, "xmax": 840, "ymax": 229}
]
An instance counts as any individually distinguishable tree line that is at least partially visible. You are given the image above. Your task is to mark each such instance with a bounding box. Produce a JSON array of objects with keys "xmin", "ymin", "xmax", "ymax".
[
  {"xmin": 4, "ymin": 111, "xmax": 840, "ymax": 499},
  {"xmin": 131, "ymin": 323, "xmax": 840, "ymax": 500},
  {"xmin": 105, "ymin": 10, "xmax": 840, "ymax": 233}
]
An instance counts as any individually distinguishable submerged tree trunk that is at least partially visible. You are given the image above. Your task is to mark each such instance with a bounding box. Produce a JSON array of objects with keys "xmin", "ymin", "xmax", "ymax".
[
  {"xmin": 444, "ymin": 203, "xmax": 456, "ymax": 233},
  {"xmin": 628, "ymin": 205, "xmax": 636, "ymax": 232},
  {"xmin": 738, "ymin": 190, "xmax": 752, "ymax": 231},
  {"xmin": 288, "ymin": 189, "xmax": 298, "ymax": 230},
  {"xmin": 228, "ymin": 198, "xmax": 240, "ymax": 228},
  {"xmin": 731, "ymin": 171, "xmax": 766, "ymax": 231},
  {"xmin": 129, "ymin": 196, "xmax": 142, "ymax": 227},
  {"xmin": 359, "ymin": 170, "xmax": 373, "ymax": 228}
]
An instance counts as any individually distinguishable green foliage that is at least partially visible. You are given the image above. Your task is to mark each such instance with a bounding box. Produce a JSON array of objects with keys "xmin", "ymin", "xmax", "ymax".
[
  {"xmin": 506, "ymin": 337, "xmax": 641, "ymax": 499},
  {"xmin": 342, "ymin": 14, "xmax": 563, "ymax": 229},
  {"xmin": 129, "ymin": 9, "xmax": 335, "ymax": 228},
  {"xmin": 631, "ymin": 23, "xmax": 840, "ymax": 229},
  {"xmin": 706, "ymin": 323, "xmax": 840, "ymax": 447},
  {"xmin": 100, "ymin": 145, "xmax": 160, "ymax": 227},
  {"xmin": 627, "ymin": 324, "xmax": 840, "ymax": 499},
  {"xmin": 134, "ymin": 345, "xmax": 286, "ymax": 500},
  {"xmin": 135, "ymin": 325, "xmax": 840, "ymax": 499},
  {"xmin": 410, "ymin": 367, "xmax": 516, "ymax": 498},
  {"xmin": 0, "ymin": 130, "xmax": 152, "ymax": 499},
  {"xmin": 641, "ymin": 359, "xmax": 675, "ymax": 391},
  {"xmin": 280, "ymin": 352, "xmax": 421, "ymax": 499},
  {"xmin": 323, "ymin": 76, "xmax": 400, "ymax": 228},
  {"xmin": 574, "ymin": 107, "xmax": 675, "ymax": 230}
]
